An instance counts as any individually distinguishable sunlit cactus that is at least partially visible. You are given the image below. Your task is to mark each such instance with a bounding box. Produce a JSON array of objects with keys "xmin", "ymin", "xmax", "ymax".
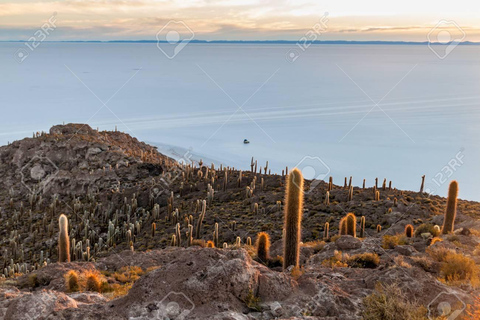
[
  {"xmin": 346, "ymin": 213, "xmax": 356, "ymax": 237},
  {"xmin": 256, "ymin": 232, "xmax": 270, "ymax": 264},
  {"xmin": 58, "ymin": 214, "xmax": 70, "ymax": 262},
  {"xmin": 442, "ymin": 180, "xmax": 458, "ymax": 234},
  {"xmin": 360, "ymin": 216, "xmax": 365, "ymax": 238},
  {"xmin": 283, "ymin": 168, "xmax": 303, "ymax": 270},
  {"xmin": 405, "ymin": 224, "xmax": 414, "ymax": 238}
]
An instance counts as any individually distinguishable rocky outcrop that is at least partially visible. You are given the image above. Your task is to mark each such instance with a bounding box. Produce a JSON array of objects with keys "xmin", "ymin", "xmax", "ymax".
[
  {"xmin": 2, "ymin": 242, "xmax": 474, "ymax": 320},
  {"xmin": 0, "ymin": 123, "xmax": 173, "ymax": 199}
]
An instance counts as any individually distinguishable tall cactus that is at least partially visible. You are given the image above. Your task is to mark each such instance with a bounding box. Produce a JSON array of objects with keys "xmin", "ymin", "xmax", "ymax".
[
  {"xmin": 420, "ymin": 175, "xmax": 425, "ymax": 193},
  {"xmin": 58, "ymin": 214, "xmax": 70, "ymax": 262},
  {"xmin": 195, "ymin": 200, "xmax": 206, "ymax": 238},
  {"xmin": 339, "ymin": 217, "xmax": 347, "ymax": 235},
  {"xmin": 283, "ymin": 168, "xmax": 303, "ymax": 270},
  {"xmin": 214, "ymin": 223, "xmax": 219, "ymax": 248},
  {"xmin": 324, "ymin": 222, "xmax": 329, "ymax": 239},
  {"xmin": 442, "ymin": 180, "xmax": 458, "ymax": 234},
  {"xmin": 360, "ymin": 216, "xmax": 365, "ymax": 238},
  {"xmin": 348, "ymin": 185, "xmax": 353, "ymax": 201}
]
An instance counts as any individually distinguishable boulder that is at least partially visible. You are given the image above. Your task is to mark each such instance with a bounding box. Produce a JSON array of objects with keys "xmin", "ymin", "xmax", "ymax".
[{"xmin": 335, "ymin": 236, "xmax": 362, "ymax": 250}]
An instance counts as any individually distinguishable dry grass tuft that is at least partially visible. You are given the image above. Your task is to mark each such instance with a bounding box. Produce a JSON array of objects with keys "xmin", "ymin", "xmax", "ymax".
[
  {"xmin": 362, "ymin": 283, "xmax": 426, "ymax": 320},
  {"xmin": 113, "ymin": 266, "xmax": 145, "ymax": 284},
  {"xmin": 382, "ymin": 234, "xmax": 408, "ymax": 249}
]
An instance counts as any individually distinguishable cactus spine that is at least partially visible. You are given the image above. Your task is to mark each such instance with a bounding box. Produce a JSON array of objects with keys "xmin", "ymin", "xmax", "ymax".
[
  {"xmin": 58, "ymin": 214, "xmax": 70, "ymax": 262},
  {"xmin": 283, "ymin": 168, "xmax": 303, "ymax": 270},
  {"xmin": 442, "ymin": 180, "xmax": 458, "ymax": 234},
  {"xmin": 256, "ymin": 232, "xmax": 270, "ymax": 264}
]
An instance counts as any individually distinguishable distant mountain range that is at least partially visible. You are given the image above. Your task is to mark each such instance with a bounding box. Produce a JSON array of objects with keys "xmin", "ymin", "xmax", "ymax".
[{"xmin": 3, "ymin": 40, "xmax": 480, "ymax": 45}]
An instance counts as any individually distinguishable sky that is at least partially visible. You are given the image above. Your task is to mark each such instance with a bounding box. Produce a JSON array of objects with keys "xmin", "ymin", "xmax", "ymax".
[{"xmin": 1, "ymin": 0, "xmax": 480, "ymax": 41}]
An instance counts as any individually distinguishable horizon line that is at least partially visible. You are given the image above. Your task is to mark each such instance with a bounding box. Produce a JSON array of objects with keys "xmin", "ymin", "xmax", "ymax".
[{"xmin": 2, "ymin": 39, "xmax": 480, "ymax": 45}]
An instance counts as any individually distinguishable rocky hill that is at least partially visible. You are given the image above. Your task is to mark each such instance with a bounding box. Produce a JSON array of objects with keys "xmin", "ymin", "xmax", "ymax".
[{"xmin": 0, "ymin": 124, "xmax": 479, "ymax": 320}]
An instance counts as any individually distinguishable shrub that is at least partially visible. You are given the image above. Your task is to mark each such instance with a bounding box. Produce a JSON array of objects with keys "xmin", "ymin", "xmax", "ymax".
[
  {"xmin": 28, "ymin": 274, "xmax": 40, "ymax": 288},
  {"xmin": 382, "ymin": 234, "xmax": 408, "ymax": 249},
  {"xmin": 464, "ymin": 295, "xmax": 480, "ymax": 319},
  {"xmin": 301, "ymin": 240, "xmax": 325, "ymax": 253},
  {"xmin": 244, "ymin": 290, "xmax": 261, "ymax": 311},
  {"xmin": 65, "ymin": 270, "xmax": 79, "ymax": 292},
  {"xmin": 414, "ymin": 223, "xmax": 440, "ymax": 237},
  {"xmin": 267, "ymin": 255, "xmax": 283, "ymax": 268},
  {"xmin": 347, "ymin": 253, "xmax": 380, "ymax": 268},
  {"xmin": 440, "ymin": 251, "xmax": 479, "ymax": 286},
  {"xmin": 290, "ymin": 266, "xmax": 305, "ymax": 280},
  {"xmin": 426, "ymin": 246, "xmax": 454, "ymax": 262},
  {"xmin": 322, "ymin": 250, "xmax": 348, "ymax": 268},
  {"xmin": 411, "ymin": 256, "xmax": 435, "ymax": 272},
  {"xmin": 394, "ymin": 256, "xmax": 412, "ymax": 268},
  {"xmin": 113, "ymin": 266, "xmax": 144, "ymax": 284},
  {"xmin": 362, "ymin": 283, "xmax": 427, "ymax": 320},
  {"xmin": 330, "ymin": 234, "xmax": 341, "ymax": 242}
]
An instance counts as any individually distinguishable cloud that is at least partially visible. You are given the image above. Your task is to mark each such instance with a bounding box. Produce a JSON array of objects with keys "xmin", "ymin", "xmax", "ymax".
[{"xmin": 0, "ymin": 0, "xmax": 479, "ymax": 41}]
